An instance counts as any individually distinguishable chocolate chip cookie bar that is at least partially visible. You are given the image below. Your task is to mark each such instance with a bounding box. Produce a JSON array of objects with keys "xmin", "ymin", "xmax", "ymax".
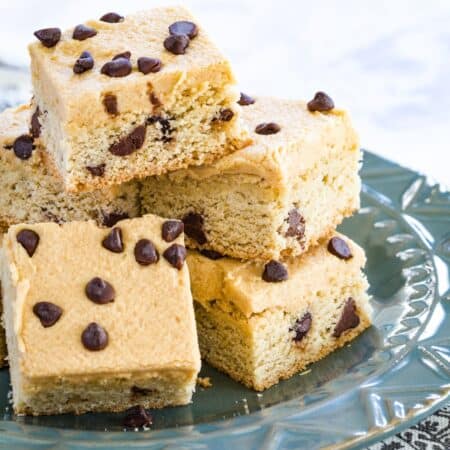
[
  {"xmin": 28, "ymin": 6, "xmax": 248, "ymax": 192},
  {"xmin": 0, "ymin": 235, "xmax": 6, "ymax": 367},
  {"xmin": 0, "ymin": 215, "xmax": 200, "ymax": 415},
  {"xmin": 141, "ymin": 95, "xmax": 360, "ymax": 261},
  {"xmin": 188, "ymin": 234, "xmax": 371, "ymax": 390},
  {"xmin": 0, "ymin": 104, "xmax": 139, "ymax": 230}
]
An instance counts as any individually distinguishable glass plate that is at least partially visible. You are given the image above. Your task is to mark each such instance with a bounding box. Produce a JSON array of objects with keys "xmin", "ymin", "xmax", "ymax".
[{"xmin": 0, "ymin": 151, "xmax": 449, "ymax": 449}]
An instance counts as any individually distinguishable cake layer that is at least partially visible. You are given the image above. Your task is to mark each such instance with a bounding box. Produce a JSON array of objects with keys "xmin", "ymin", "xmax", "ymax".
[
  {"xmin": 142, "ymin": 96, "xmax": 360, "ymax": 261},
  {"xmin": 0, "ymin": 104, "xmax": 139, "ymax": 229},
  {"xmin": 187, "ymin": 234, "xmax": 371, "ymax": 390},
  {"xmin": 29, "ymin": 6, "xmax": 249, "ymax": 192},
  {"xmin": 0, "ymin": 215, "xmax": 200, "ymax": 415}
]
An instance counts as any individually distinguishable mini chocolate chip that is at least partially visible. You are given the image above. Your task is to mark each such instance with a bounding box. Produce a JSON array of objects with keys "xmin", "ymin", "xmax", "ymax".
[
  {"xmin": 146, "ymin": 115, "xmax": 173, "ymax": 142},
  {"xmin": 82, "ymin": 322, "xmax": 108, "ymax": 351},
  {"xmin": 238, "ymin": 92, "xmax": 255, "ymax": 106},
  {"xmin": 102, "ymin": 211, "xmax": 129, "ymax": 227},
  {"xmin": 285, "ymin": 209, "xmax": 305, "ymax": 238},
  {"xmin": 73, "ymin": 51, "xmax": 94, "ymax": 74},
  {"xmin": 101, "ymin": 58, "xmax": 132, "ymax": 77},
  {"xmin": 103, "ymin": 94, "xmax": 118, "ymax": 115},
  {"xmin": 113, "ymin": 51, "xmax": 131, "ymax": 60},
  {"xmin": 16, "ymin": 229, "xmax": 39, "ymax": 257},
  {"xmin": 13, "ymin": 135, "xmax": 34, "ymax": 160},
  {"xmin": 138, "ymin": 57, "xmax": 162, "ymax": 74},
  {"xmin": 100, "ymin": 12, "xmax": 124, "ymax": 23},
  {"xmin": 200, "ymin": 249, "xmax": 224, "ymax": 260},
  {"xmin": 134, "ymin": 239, "xmax": 159, "ymax": 265},
  {"xmin": 162, "ymin": 220, "xmax": 184, "ymax": 242},
  {"xmin": 290, "ymin": 312, "xmax": 312, "ymax": 342},
  {"xmin": 182, "ymin": 213, "xmax": 207, "ymax": 245},
  {"xmin": 163, "ymin": 244, "xmax": 187, "ymax": 270},
  {"xmin": 217, "ymin": 109, "xmax": 234, "ymax": 122},
  {"xmin": 307, "ymin": 91, "xmax": 335, "ymax": 112},
  {"xmin": 123, "ymin": 405, "xmax": 152, "ymax": 429},
  {"xmin": 34, "ymin": 28, "xmax": 61, "ymax": 47},
  {"xmin": 150, "ymin": 92, "xmax": 161, "ymax": 106},
  {"xmin": 30, "ymin": 107, "xmax": 41, "ymax": 138},
  {"xmin": 262, "ymin": 260, "xmax": 288, "ymax": 282},
  {"xmin": 333, "ymin": 298, "xmax": 360, "ymax": 338},
  {"xmin": 164, "ymin": 34, "xmax": 190, "ymax": 55},
  {"xmin": 85, "ymin": 277, "xmax": 115, "ymax": 304},
  {"xmin": 327, "ymin": 237, "xmax": 352, "ymax": 260},
  {"xmin": 102, "ymin": 227, "xmax": 124, "ymax": 253},
  {"xmin": 255, "ymin": 122, "xmax": 281, "ymax": 135},
  {"xmin": 72, "ymin": 24, "xmax": 97, "ymax": 40},
  {"xmin": 169, "ymin": 21, "xmax": 198, "ymax": 39},
  {"xmin": 86, "ymin": 163, "xmax": 105, "ymax": 177},
  {"xmin": 109, "ymin": 125, "xmax": 146, "ymax": 156},
  {"xmin": 33, "ymin": 302, "xmax": 62, "ymax": 327}
]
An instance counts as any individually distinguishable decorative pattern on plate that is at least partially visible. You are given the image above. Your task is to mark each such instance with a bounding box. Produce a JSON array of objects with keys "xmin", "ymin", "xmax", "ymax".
[{"xmin": 0, "ymin": 151, "xmax": 449, "ymax": 449}]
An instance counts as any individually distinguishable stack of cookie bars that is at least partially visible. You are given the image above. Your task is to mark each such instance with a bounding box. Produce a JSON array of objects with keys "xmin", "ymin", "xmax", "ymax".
[{"xmin": 0, "ymin": 6, "xmax": 372, "ymax": 420}]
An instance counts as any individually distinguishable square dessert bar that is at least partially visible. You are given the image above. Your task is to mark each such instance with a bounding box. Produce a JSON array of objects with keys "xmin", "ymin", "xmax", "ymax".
[
  {"xmin": 0, "ymin": 104, "xmax": 139, "ymax": 229},
  {"xmin": 0, "ymin": 215, "xmax": 200, "ymax": 415},
  {"xmin": 141, "ymin": 95, "xmax": 361, "ymax": 261},
  {"xmin": 0, "ymin": 235, "xmax": 6, "ymax": 368},
  {"xmin": 29, "ymin": 6, "xmax": 248, "ymax": 192},
  {"xmin": 187, "ymin": 234, "xmax": 371, "ymax": 390}
]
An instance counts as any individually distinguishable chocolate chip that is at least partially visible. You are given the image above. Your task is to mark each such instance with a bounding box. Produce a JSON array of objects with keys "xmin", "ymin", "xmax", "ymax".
[
  {"xmin": 262, "ymin": 260, "xmax": 288, "ymax": 282},
  {"xmin": 16, "ymin": 229, "xmax": 39, "ymax": 257},
  {"xmin": 131, "ymin": 386, "xmax": 155, "ymax": 396},
  {"xmin": 182, "ymin": 213, "xmax": 207, "ymax": 244},
  {"xmin": 146, "ymin": 116, "xmax": 173, "ymax": 142},
  {"xmin": 30, "ymin": 107, "xmax": 41, "ymax": 138},
  {"xmin": 33, "ymin": 302, "xmax": 62, "ymax": 328},
  {"xmin": 162, "ymin": 220, "xmax": 184, "ymax": 242},
  {"xmin": 72, "ymin": 24, "xmax": 97, "ymax": 40},
  {"xmin": 290, "ymin": 312, "xmax": 312, "ymax": 342},
  {"xmin": 217, "ymin": 109, "xmax": 234, "ymax": 122},
  {"xmin": 150, "ymin": 92, "xmax": 161, "ymax": 106},
  {"xmin": 327, "ymin": 237, "xmax": 352, "ymax": 260},
  {"xmin": 85, "ymin": 277, "xmax": 115, "ymax": 304},
  {"xmin": 34, "ymin": 28, "xmax": 61, "ymax": 48},
  {"xmin": 200, "ymin": 249, "xmax": 224, "ymax": 260},
  {"xmin": 255, "ymin": 122, "xmax": 281, "ymax": 135},
  {"xmin": 285, "ymin": 209, "xmax": 305, "ymax": 238},
  {"xmin": 138, "ymin": 57, "xmax": 162, "ymax": 74},
  {"xmin": 73, "ymin": 51, "xmax": 94, "ymax": 74},
  {"xmin": 103, "ymin": 94, "xmax": 118, "ymax": 115},
  {"xmin": 100, "ymin": 12, "xmax": 124, "ymax": 23},
  {"xmin": 102, "ymin": 211, "xmax": 129, "ymax": 227},
  {"xmin": 238, "ymin": 93, "xmax": 255, "ymax": 106},
  {"xmin": 86, "ymin": 163, "xmax": 105, "ymax": 177},
  {"xmin": 333, "ymin": 298, "xmax": 360, "ymax": 338},
  {"xmin": 134, "ymin": 239, "xmax": 159, "ymax": 265},
  {"xmin": 164, "ymin": 34, "xmax": 190, "ymax": 55},
  {"xmin": 163, "ymin": 244, "xmax": 187, "ymax": 270},
  {"xmin": 13, "ymin": 135, "xmax": 34, "ymax": 160},
  {"xmin": 123, "ymin": 405, "xmax": 152, "ymax": 429},
  {"xmin": 81, "ymin": 322, "xmax": 108, "ymax": 351},
  {"xmin": 102, "ymin": 227, "xmax": 124, "ymax": 253},
  {"xmin": 109, "ymin": 125, "xmax": 146, "ymax": 156},
  {"xmin": 307, "ymin": 92, "xmax": 334, "ymax": 112},
  {"xmin": 169, "ymin": 21, "xmax": 198, "ymax": 39},
  {"xmin": 101, "ymin": 58, "xmax": 132, "ymax": 77},
  {"xmin": 113, "ymin": 51, "xmax": 131, "ymax": 60}
]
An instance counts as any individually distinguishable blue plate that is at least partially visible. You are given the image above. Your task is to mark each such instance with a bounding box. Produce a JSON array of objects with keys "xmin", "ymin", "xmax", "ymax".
[{"xmin": 0, "ymin": 151, "xmax": 449, "ymax": 449}]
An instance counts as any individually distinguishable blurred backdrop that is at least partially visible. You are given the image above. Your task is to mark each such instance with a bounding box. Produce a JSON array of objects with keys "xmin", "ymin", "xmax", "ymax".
[{"xmin": 0, "ymin": 0, "xmax": 449, "ymax": 184}]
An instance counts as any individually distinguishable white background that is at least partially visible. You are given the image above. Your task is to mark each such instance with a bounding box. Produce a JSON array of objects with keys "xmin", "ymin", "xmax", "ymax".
[{"xmin": 0, "ymin": 0, "xmax": 449, "ymax": 185}]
